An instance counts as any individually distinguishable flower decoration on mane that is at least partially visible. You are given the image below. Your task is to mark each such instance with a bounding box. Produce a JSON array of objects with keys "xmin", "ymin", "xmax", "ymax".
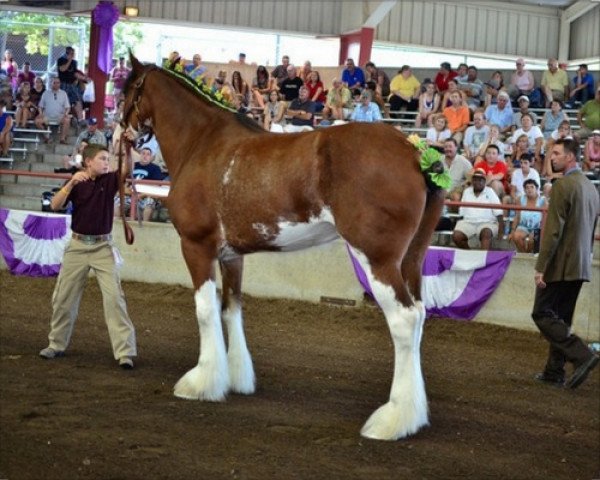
[
  {"xmin": 407, "ymin": 134, "xmax": 452, "ymax": 190},
  {"xmin": 161, "ymin": 59, "xmax": 236, "ymax": 112}
]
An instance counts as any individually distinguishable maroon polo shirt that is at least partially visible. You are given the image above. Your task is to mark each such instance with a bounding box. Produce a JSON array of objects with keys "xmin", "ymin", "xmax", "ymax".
[{"xmin": 66, "ymin": 172, "xmax": 120, "ymax": 235}]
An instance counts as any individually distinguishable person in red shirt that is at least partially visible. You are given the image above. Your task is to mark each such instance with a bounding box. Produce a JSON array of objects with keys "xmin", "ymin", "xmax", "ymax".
[
  {"xmin": 434, "ymin": 62, "xmax": 458, "ymax": 95},
  {"xmin": 473, "ymin": 144, "xmax": 508, "ymax": 198}
]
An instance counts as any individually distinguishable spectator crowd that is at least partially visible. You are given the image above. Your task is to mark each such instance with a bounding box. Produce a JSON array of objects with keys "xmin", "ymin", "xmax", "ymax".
[{"xmin": 1, "ymin": 46, "xmax": 599, "ymax": 252}]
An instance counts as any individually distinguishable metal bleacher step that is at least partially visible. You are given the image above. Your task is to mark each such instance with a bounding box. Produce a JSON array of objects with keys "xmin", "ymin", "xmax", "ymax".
[
  {"xmin": 0, "ymin": 181, "xmax": 60, "ymax": 197},
  {"xmin": 0, "ymin": 193, "xmax": 42, "ymax": 211}
]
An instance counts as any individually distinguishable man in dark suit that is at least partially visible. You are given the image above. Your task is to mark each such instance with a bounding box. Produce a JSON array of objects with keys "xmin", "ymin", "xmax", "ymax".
[{"xmin": 532, "ymin": 138, "xmax": 599, "ymax": 389}]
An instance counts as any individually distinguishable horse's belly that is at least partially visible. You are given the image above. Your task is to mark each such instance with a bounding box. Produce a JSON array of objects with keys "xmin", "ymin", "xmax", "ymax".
[{"xmin": 271, "ymin": 220, "xmax": 339, "ymax": 251}]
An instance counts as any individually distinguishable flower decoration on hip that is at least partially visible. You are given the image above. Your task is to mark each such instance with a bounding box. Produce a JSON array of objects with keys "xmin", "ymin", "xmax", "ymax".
[{"xmin": 407, "ymin": 134, "xmax": 451, "ymax": 190}]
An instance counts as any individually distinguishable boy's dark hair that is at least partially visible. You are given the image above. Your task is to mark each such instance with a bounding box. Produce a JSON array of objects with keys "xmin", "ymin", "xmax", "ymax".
[
  {"xmin": 486, "ymin": 144, "xmax": 500, "ymax": 154},
  {"xmin": 523, "ymin": 178, "xmax": 539, "ymax": 190}
]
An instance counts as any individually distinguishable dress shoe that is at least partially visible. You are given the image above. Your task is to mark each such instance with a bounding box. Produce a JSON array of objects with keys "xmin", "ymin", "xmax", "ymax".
[
  {"xmin": 565, "ymin": 354, "xmax": 599, "ymax": 389},
  {"xmin": 39, "ymin": 347, "xmax": 65, "ymax": 359},
  {"xmin": 119, "ymin": 357, "xmax": 134, "ymax": 370},
  {"xmin": 533, "ymin": 372, "xmax": 564, "ymax": 387}
]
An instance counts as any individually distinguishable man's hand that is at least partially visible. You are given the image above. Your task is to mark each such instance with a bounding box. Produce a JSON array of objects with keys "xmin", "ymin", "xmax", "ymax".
[{"xmin": 534, "ymin": 270, "xmax": 546, "ymax": 289}]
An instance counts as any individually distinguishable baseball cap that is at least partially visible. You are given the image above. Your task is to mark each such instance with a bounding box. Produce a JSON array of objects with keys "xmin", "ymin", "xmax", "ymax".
[
  {"xmin": 471, "ymin": 168, "xmax": 486, "ymax": 179},
  {"xmin": 87, "ymin": 117, "xmax": 98, "ymax": 126},
  {"xmin": 592, "ymin": 130, "xmax": 600, "ymax": 136},
  {"xmin": 517, "ymin": 95, "xmax": 530, "ymax": 103}
]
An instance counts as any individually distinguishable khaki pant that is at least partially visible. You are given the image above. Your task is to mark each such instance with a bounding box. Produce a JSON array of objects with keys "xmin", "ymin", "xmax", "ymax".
[{"xmin": 48, "ymin": 238, "xmax": 136, "ymax": 359}]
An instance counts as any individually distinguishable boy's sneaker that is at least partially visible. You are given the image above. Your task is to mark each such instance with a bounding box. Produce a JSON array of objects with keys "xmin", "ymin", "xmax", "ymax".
[{"xmin": 39, "ymin": 347, "xmax": 65, "ymax": 359}]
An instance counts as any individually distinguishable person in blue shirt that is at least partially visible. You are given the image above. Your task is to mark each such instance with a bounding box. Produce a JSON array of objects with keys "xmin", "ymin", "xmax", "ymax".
[
  {"xmin": 568, "ymin": 64, "xmax": 595, "ymax": 106},
  {"xmin": 350, "ymin": 90, "xmax": 382, "ymax": 123},
  {"xmin": 341, "ymin": 58, "xmax": 365, "ymax": 92}
]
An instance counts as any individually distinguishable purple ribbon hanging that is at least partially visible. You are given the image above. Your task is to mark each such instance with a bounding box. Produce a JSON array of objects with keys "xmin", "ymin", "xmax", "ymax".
[{"xmin": 92, "ymin": 1, "xmax": 120, "ymax": 74}]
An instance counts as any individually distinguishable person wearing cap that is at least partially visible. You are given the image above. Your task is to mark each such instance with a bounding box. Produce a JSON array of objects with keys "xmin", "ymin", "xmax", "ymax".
[
  {"xmin": 484, "ymin": 91, "xmax": 513, "ymax": 137},
  {"xmin": 582, "ymin": 129, "xmax": 600, "ymax": 177},
  {"xmin": 508, "ymin": 58, "xmax": 535, "ymax": 102},
  {"xmin": 576, "ymin": 87, "xmax": 600, "ymax": 140},
  {"xmin": 74, "ymin": 117, "xmax": 107, "ymax": 149},
  {"xmin": 452, "ymin": 167, "xmax": 504, "ymax": 251},
  {"xmin": 512, "ymin": 95, "xmax": 538, "ymax": 133},
  {"xmin": 568, "ymin": 64, "xmax": 595, "ymax": 106},
  {"xmin": 541, "ymin": 58, "xmax": 569, "ymax": 107},
  {"xmin": 531, "ymin": 138, "xmax": 600, "ymax": 389},
  {"xmin": 39, "ymin": 143, "xmax": 137, "ymax": 370},
  {"xmin": 434, "ymin": 62, "xmax": 458, "ymax": 95},
  {"xmin": 350, "ymin": 90, "xmax": 382, "ymax": 123}
]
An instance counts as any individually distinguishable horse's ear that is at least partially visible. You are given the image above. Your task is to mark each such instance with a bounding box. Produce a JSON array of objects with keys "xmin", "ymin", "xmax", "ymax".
[{"xmin": 129, "ymin": 51, "xmax": 143, "ymax": 74}]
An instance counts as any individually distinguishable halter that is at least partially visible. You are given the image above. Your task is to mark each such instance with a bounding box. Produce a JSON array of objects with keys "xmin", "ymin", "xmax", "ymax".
[{"xmin": 120, "ymin": 66, "xmax": 157, "ymax": 132}]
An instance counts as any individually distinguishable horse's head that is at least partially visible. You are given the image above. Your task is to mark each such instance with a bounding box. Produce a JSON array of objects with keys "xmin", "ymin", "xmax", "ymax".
[{"xmin": 121, "ymin": 53, "xmax": 156, "ymax": 138}]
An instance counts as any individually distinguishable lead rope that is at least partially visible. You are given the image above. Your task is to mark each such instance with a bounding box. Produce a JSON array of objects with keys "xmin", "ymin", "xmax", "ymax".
[{"xmin": 118, "ymin": 131, "xmax": 135, "ymax": 245}]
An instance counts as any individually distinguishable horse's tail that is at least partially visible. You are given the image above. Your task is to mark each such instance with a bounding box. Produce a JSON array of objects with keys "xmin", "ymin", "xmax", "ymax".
[{"xmin": 401, "ymin": 170, "xmax": 446, "ymax": 302}]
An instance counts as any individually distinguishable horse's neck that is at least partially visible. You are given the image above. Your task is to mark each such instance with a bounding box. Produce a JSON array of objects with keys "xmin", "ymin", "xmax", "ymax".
[{"xmin": 148, "ymin": 74, "xmax": 237, "ymax": 175}]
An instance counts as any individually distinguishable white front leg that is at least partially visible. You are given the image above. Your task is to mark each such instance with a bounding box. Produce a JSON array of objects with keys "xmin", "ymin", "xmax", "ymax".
[{"xmin": 174, "ymin": 280, "xmax": 229, "ymax": 401}]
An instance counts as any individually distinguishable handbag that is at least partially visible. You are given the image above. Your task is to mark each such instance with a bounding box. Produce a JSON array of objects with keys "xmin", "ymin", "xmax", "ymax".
[{"xmin": 83, "ymin": 80, "xmax": 95, "ymax": 103}]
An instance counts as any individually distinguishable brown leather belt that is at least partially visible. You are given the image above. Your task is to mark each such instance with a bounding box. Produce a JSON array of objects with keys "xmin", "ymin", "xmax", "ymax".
[{"xmin": 72, "ymin": 233, "xmax": 112, "ymax": 244}]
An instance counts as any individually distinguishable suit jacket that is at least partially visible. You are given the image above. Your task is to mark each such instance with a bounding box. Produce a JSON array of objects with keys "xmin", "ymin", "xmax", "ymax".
[{"xmin": 535, "ymin": 170, "xmax": 599, "ymax": 282}]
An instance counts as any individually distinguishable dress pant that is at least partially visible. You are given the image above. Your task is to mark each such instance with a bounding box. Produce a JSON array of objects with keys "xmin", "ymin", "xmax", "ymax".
[
  {"xmin": 531, "ymin": 280, "xmax": 591, "ymax": 378},
  {"xmin": 48, "ymin": 238, "xmax": 137, "ymax": 359}
]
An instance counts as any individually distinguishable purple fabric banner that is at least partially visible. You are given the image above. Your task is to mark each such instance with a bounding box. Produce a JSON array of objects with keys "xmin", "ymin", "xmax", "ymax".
[
  {"xmin": 0, "ymin": 208, "xmax": 71, "ymax": 277},
  {"xmin": 347, "ymin": 245, "xmax": 515, "ymax": 321},
  {"xmin": 93, "ymin": 1, "xmax": 120, "ymax": 75}
]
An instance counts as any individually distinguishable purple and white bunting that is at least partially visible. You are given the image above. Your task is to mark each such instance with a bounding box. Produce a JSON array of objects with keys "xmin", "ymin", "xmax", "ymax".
[{"xmin": 348, "ymin": 246, "xmax": 514, "ymax": 320}]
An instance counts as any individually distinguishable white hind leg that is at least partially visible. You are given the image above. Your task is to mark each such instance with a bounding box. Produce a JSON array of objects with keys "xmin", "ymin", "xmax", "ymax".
[
  {"xmin": 174, "ymin": 280, "xmax": 229, "ymax": 401},
  {"xmin": 223, "ymin": 298, "xmax": 255, "ymax": 394},
  {"xmin": 349, "ymin": 247, "xmax": 429, "ymax": 440}
]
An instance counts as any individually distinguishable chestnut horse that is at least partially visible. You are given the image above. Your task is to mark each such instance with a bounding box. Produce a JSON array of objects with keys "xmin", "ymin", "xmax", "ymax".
[{"xmin": 121, "ymin": 55, "xmax": 445, "ymax": 440}]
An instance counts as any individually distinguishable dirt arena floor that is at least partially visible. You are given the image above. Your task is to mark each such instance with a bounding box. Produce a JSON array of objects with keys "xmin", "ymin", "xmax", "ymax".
[{"xmin": 0, "ymin": 270, "xmax": 598, "ymax": 480}]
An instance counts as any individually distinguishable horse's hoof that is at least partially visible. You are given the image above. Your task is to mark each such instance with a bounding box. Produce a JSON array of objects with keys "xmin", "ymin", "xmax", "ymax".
[
  {"xmin": 360, "ymin": 401, "xmax": 429, "ymax": 441},
  {"xmin": 173, "ymin": 365, "xmax": 229, "ymax": 401}
]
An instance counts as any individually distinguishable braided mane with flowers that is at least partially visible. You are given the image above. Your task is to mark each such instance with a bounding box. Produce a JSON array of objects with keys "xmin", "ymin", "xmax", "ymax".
[{"xmin": 161, "ymin": 59, "xmax": 237, "ymax": 113}]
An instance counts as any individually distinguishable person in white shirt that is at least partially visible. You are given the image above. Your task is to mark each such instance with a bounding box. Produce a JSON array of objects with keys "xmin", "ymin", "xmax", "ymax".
[
  {"xmin": 452, "ymin": 168, "xmax": 504, "ymax": 250},
  {"xmin": 34, "ymin": 77, "xmax": 71, "ymax": 144},
  {"xmin": 510, "ymin": 153, "xmax": 541, "ymax": 199},
  {"xmin": 511, "ymin": 113, "xmax": 544, "ymax": 171},
  {"xmin": 463, "ymin": 110, "xmax": 490, "ymax": 163}
]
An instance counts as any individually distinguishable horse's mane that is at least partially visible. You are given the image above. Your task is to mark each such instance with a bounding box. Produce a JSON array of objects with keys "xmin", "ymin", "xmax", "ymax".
[{"xmin": 125, "ymin": 60, "xmax": 265, "ymax": 133}]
